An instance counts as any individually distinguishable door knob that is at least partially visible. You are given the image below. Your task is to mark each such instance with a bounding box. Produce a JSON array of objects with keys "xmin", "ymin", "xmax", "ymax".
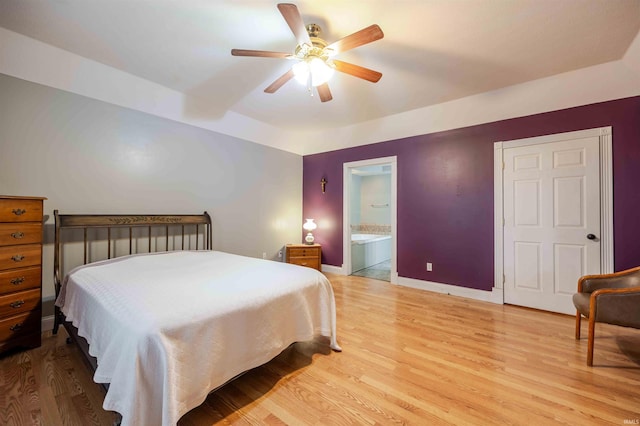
[{"xmin": 587, "ymin": 234, "xmax": 597, "ymax": 240}]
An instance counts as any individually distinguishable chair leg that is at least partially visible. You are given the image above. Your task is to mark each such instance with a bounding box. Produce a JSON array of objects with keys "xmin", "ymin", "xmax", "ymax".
[
  {"xmin": 587, "ymin": 315, "xmax": 596, "ymax": 366},
  {"xmin": 575, "ymin": 311, "xmax": 581, "ymax": 340}
]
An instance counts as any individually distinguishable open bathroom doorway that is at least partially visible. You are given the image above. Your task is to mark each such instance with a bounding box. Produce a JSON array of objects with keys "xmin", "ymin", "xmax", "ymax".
[{"xmin": 343, "ymin": 156, "xmax": 397, "ymax": 283}]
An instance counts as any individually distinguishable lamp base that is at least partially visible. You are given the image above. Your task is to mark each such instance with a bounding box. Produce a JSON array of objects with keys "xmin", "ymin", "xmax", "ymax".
[{"xmin": 305, "ymin": 232, "xmax": 315, "ymax": 244}]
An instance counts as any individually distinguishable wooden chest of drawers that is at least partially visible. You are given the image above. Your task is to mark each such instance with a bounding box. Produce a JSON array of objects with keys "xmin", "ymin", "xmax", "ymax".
[
  {"xmin": 285, "ymin": 244, "xmax": 322, "ymax": 271},
  {"xmin": 0, "ymin": 196, "xmax": 46, "ymax": 354}
]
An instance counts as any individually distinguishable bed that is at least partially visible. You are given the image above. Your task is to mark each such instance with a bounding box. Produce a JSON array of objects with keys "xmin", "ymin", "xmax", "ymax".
[{"xmin": 52, "ymin": 211, "xmax": 340, "ymax": 426}]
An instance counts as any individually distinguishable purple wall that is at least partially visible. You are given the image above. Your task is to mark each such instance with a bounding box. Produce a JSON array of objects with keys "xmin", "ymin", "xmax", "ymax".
[{"xmin": 303, "ymin": 96, "xmax": 640, "ymax": 291}]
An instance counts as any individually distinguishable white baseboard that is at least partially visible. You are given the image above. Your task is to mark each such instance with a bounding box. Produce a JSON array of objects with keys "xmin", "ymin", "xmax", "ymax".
[
  {"xmin": 321, "ymin": 264, "xmax": 345, "ymax": 274},
  {"xmin": 396, "ymin": 276, "xmax": 503, "ymax": 304},
  {"xmin": 42, "ymin": 314, "xmax": 54, "ymax": 332}
]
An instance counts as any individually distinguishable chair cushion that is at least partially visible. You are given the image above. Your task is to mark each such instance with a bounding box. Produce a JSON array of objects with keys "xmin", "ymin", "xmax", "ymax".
[{"xmin": 595, "ymin": 293, "xmax": 640, "ymax": 327}]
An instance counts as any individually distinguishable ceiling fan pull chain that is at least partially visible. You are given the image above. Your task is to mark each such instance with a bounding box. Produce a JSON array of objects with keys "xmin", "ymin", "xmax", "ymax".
[{"xmin": 307, "ymin": 72, "xmax": 313, "ymax": 95}]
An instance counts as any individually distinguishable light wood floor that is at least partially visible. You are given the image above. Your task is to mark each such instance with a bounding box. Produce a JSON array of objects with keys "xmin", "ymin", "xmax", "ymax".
[{"xmin": 1, "ymin": 273, "xmax": 639, "ymax": 425}]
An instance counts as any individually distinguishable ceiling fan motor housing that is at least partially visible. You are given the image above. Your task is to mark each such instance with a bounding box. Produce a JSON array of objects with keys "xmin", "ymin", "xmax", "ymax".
[{"xmin": 295, "ymin": 23, "xmax": 330, "ymax": 59}]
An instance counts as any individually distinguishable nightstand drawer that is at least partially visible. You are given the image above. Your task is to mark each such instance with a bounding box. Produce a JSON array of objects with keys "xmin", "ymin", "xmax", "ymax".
[
  {"xmin": 0, "ymin": 199, "xmax": 44, "ymax": 223},
  {"xmin": 288, "ymin": 256, "xmax": 321, "ymax": 270},
  {"xmin": 0, "ymin": 223, "xmax": 43, "ymax": 246},
  {"xmin": 288, "ymin": 247, "xmax": 320, "ymax": 257},
  {"xmin": 0, "ymin": 244, "xmax": 42, "ymax": 270},
  {"xmin": 0, "ymin": 311, "xmax": 40, "ymax": 342},
  {"xmin": 0, "ymin": 289, "xmax": 41, "ymax": 318}
]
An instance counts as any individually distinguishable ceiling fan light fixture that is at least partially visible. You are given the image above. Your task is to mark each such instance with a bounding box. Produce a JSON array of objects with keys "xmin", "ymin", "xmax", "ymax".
[{"xmin": 293, "ymin": 56, "xmax": 334, "ymax": 87}]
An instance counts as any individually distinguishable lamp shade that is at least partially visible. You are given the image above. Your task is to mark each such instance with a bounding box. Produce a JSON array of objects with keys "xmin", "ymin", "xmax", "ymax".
[{"xmin": 303, "ymin": 218, "xmax": 317, "ymax": 231}]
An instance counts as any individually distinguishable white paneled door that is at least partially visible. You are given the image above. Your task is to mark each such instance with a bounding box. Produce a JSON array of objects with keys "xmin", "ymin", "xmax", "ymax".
[{"xmin": 503, "ymin": 135, "xmax": 601, "ymax": 314}]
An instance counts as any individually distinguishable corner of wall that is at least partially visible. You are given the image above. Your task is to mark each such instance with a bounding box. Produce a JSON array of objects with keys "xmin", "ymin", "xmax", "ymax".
[{"xmin": 622, "ymin": 30, "xmax": 640, "ymax": 78}]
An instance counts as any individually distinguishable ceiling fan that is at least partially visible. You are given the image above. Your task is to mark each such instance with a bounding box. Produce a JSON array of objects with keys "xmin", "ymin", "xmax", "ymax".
[{"xmin": 231, "ymin": 3, "xmax": 384, "ymax": 102}]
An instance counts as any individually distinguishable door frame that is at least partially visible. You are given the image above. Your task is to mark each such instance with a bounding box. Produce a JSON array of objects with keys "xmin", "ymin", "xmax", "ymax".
[
  {"xmin": 343, "ymin": 156, "xmax": 398, "ymax": 283},
  {"xmin": 493, "ymin": 127, "xmax": 613, "ymax": 303}
]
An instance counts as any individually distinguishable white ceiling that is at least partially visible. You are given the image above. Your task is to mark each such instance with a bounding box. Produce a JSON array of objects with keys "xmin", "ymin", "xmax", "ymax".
[{"xmin": 0, "ymin": 0, "xmax": 639, "ymax": 153}]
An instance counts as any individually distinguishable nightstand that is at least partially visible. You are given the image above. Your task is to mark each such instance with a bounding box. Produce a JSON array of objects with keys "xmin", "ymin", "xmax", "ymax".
[{"xmin": 285, "ymin": 244, "xmax": 321, "ymax": 271}]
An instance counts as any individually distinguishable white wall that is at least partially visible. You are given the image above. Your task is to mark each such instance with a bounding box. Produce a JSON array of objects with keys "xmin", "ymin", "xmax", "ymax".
[
  {"xmin": 360, "ymin": 175, "xmax": 391, "ymax": 225},
  {"xmin": 0, "ymin": 73, "xmax": 303, "ymax": 302}
]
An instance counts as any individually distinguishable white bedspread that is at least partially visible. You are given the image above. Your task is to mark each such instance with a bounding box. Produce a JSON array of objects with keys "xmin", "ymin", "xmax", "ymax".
[{"xmin": 55, "ymin": 250, "xmax": 340, "ymax": 426}]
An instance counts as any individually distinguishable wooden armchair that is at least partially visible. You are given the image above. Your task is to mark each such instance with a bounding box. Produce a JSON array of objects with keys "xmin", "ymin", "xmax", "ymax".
[{"xmin": 573, "ymin": 266, "xmax": 640, "ymax": 366}]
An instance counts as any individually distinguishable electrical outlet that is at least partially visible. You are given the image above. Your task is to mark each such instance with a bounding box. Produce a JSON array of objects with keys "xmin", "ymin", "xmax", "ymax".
[
  {"xmin": 262, "ymin": 252, "xmax": 267, "ymax": 259},
  {"xmin": 426, "ymin": 262, "xmax": 433, "ymax": 271},
  {"xmin": 278, "ymin": 250, "xmax": 283, "ymax": 258}
]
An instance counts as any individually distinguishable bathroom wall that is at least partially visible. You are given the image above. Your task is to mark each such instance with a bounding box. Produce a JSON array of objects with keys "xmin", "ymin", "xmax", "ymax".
[{"xmin": 359, "ymin": 174, "xmax": 391, "ymax": 226}]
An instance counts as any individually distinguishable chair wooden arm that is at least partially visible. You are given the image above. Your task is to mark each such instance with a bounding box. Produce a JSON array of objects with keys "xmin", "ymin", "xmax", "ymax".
[
  {"xmin": 577, "ymin": 266, "xmax": 640, "ymax": 292},
  {"xmin": 590, "ymin": 286, "xmax": 640, "ymax": 313}
]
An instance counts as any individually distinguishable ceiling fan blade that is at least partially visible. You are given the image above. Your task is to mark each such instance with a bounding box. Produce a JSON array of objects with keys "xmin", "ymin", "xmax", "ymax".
[
  {"xmin": 316, "ymin": 83, "xmax": 333, "ymax": 102},
  {"xmin": 325, "ymin": 24, "xmax": 384, "ymax": 55},
  {"xmin": 277, "ymin": 3, "xmax": 311, "ymax": 46},
  {"xmin": 231, "ymin": 49, "xmax": 291, "ymax": 58},
  {"xmin": 333, "ymin": 60, "xmax": 382, "ymax": 83},
  {"xmin": 264, "ymin": 68, "xmax": 295, "ymax": 93}
]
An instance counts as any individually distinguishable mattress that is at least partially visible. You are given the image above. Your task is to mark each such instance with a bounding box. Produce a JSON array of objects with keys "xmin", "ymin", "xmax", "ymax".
[{"xmin": 55, "ymin": 250, "xmax": 340, "ymax": 426}]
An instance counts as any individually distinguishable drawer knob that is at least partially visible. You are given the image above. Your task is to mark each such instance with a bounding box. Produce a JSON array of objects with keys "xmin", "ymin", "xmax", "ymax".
[
  {"xmin": 9, "ymin": 323, "xmax": 23, "ymax": 332},
  {"xmin": 12, "ymin": 209, "xmax": 26, "ymax": 216},
  {"xmin": 10, "ymin": 277, "xmax": 25, "ymax": 285},
  {"xmin": 11, "ymin": 255, "xmax": 25, "ymax": 262},
  {"xmin": 11, "ymin": 231, "xmax": 25, "ymax": 239},
  {"xmin": 10, "ymin": 300, "xmax": 25, "ymax": 309}
]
